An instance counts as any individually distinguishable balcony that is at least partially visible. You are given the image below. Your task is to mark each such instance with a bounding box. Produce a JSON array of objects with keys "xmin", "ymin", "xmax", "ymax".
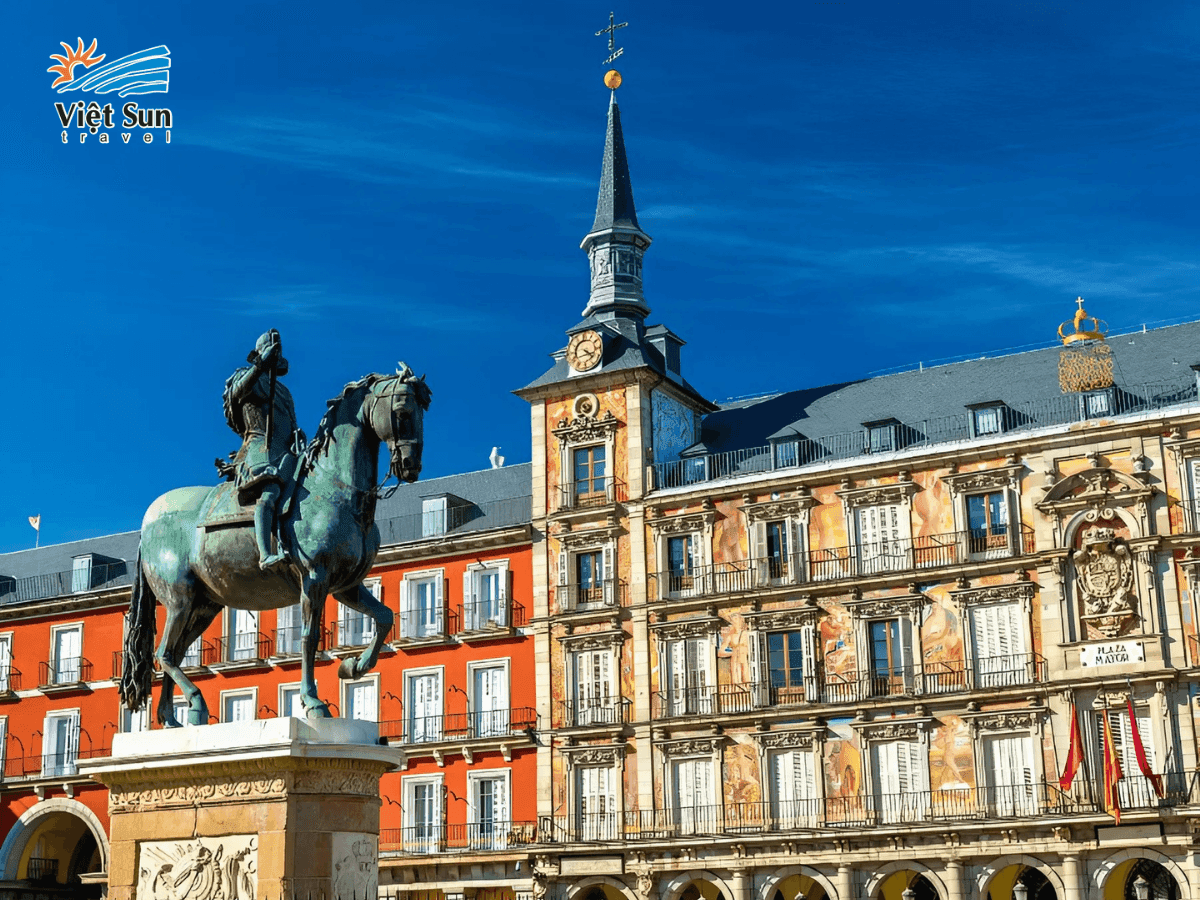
[
  {"xmin": 272, "ymin": 626, "xmax": 324, "ymax": 659},
  {"xmin": 38, "ymin": 656, "xmax": 92, "ymax": 691},
  {"xmin": 112, "ymin": 640, "xmax": 217, "ymax": 680},
  {"xmin": 537, "ymin": 773, "xmax": 1191, "ymax": 843},
  {"xmin": 553, "ymin": 478, "xmax": 627, "ymax": 516},
  {"xmin": 457, "ymin": 597, "xmax": 528, "ymax": 638},
  {"xmin": 649, "ymin": 378, "xmax": 1198, "ymax": 491},
  {"xmin": 555, "ymin": 580, "xmax": 626, "ymax": 614},
  {"xmin": 649, "ymin": 526, "xmax": 1036, "ymax": 601},
  {"xmin": 25, "ymin": 857, "xmax": 59, "ymax": 882},
  {"xmin": 380, "ymin": 820, "xmax": 539, "ymax": 855},
  {"xmin": 378, "ymin": 707, "xmax": 537, "ymax": 745},
  {"xmin": 2, "ymin": 746, "xmax": 111, "ymax": 781},
  {"xmin": 0, "ymin": 665, "xmax": 22, "ymax": 698},
  {"xmin": 394, "ymin": 607, "xmax": 458, "ymax": 645},
  {"xmin": 557, "ymin": 696, "xmax": 632, "ymax": 729},
  {"xmin": 212, "ymin": 633, "xmax": 271, "ymax": 669},
  {"xmin": 652, "ymin": 654, "xmax": 1047, "ymax": 719},
  {"xmin": 328, "ymin": 619, "xmax": 379, "ymax": 652}
]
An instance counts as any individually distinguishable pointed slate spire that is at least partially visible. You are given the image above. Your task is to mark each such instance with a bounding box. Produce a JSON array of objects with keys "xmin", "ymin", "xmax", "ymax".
[
  {"xmin": 591, "ymin": 94, "xmax": 640, "ymax": 232},
  {"xmin": 581, "ymin": 93, "xmax": 652, "ymax": 320}
]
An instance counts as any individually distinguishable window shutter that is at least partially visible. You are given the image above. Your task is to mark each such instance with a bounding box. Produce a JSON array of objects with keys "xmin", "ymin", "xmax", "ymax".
[
  {"xmin": 796, "ymin": 748, "xmax": 817, "ymax": 801},
  {"xmin": 909, "ymin": 741, "xmax": 928, "ymax": 792},
  {"xmin": 436, "ymin": 577, "xmax": 445, "ymax": 632},
  {"xmin": 749, "ymin": 631, "xmax": 769, "ymax": 707},
  {"xmin": 599, "ymin": 649, "xmax": 612, "ymax": 700},
  {"xmin": 559, "ymin": 550, "xmax": 568, "ymax": 586},
  {"xmin": 500, "ymin": 567, "xmax": 510, "ymax": 602},
  {"xmin": 753, "ymin": 522, "xmax": 768, "ymax": 584},
  {"xmin": 800, "ymin": 625, "xmax": 817, "ymax": 697},
  {"xmin": 601, "ymin": 545, "xmax": 614, "ymax": 583},
  {"xmin": 68, "ymin": 711, "xmax": 81, "ymax": 764},
  {"xmin": 670, "ymin": 641, "xmax": 687, "ymax": 713},
  {"xmin": 689, "ymin": 534, "xmax": 703, "ymax": 573},
  {"xmin": 791, "ymin": 519, "xmax": 806, "ymax": 582},
  {"xmin": 463, "ymin": 571, "xmax": 476, "ymax": 630},
  {"xmin": 898, "ymin": 615, "xmax": 915, "ymax": 687}
]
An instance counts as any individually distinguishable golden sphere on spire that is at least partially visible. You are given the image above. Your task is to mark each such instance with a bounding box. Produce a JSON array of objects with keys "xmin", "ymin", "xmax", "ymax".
[{"xmin": 604, "ymin": 69, "xmax": 623, "ymax": 90}]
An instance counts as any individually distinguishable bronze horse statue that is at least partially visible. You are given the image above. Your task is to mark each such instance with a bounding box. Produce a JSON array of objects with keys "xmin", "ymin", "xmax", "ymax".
[{"xmin": 119, "ymin": 366, "xmax": 432, "ymax": 726}]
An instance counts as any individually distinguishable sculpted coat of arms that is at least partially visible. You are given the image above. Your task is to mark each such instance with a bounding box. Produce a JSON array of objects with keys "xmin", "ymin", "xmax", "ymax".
[{"xmin": 1072, "ymin": 526, "xmax": 1136, "ymax": 635}]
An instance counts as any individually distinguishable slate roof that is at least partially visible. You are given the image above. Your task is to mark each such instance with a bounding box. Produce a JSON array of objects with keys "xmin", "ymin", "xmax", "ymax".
[
  {"xmin": 688, "ymin": 321, "xmax": 1200, "ymax": 457},
  {"xmin": 589, "ymin": 96, "xmax": 640, "ymax": 234}
]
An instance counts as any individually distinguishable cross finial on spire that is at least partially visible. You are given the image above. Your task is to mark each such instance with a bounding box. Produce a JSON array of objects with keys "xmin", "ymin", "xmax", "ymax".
[{"xmin": 596, "ymin": 11, "xmax": 628, "ymax": 66}]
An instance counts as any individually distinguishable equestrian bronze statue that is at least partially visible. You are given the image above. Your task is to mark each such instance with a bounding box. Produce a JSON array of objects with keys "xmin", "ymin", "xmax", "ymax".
[{"xmin": 119, "ymin": 332, "xmax": 432, "ymax": 726}]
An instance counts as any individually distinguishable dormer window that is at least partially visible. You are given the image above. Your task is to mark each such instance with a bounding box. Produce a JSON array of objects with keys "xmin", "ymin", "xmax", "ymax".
[
  {"xmin": 71, "ymin": 555, "xmax": 93, "ymax": 593},
  {"xmin": 968, "ymin": 403, "xmax": 1006, "ymax": 437},
  {"xmin": 1083, "ymin": 389, "xmax": 1112, "ymax": 418},
  {"xmin": 864, "ymin": 420, "xmax": 900, "ymax": 454},
  {"xmin": 422, "ymin": 497, "xmax": 447, "ymax": 537}
]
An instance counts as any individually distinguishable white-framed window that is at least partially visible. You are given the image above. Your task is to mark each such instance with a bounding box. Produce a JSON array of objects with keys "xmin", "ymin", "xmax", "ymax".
[
  {"xmin": 971, "ymin": 405, "xmax": 1006, "ymax": 437},
  {"xmin": 571, "ymin": 444, "xmax": 609, "ymax": 506},
  {"xmin": 769, "ymin": 747, "xmax": 818, "ymax": 828},
  {"xmin": 42, "ymin": 710, "xmax": 80, "ymax": 777},
  {"xmin": 0, "ymin": 717, "xmax": 6, "ymax": 775},
  {"xmin": 748, "ymin": 626, "xmax": 818, "ymax": 707},
  {"xmin": 181, "ymin": 635, "xmax": 205, "ymax": 668},
  {"xmin": 402, "ymin": 774, "xmax": 444, "ymax": 853},
  {"xmin": 400, "ymin": 570, "xmax": 444, "ymax": 639},
  {"xmin": 71, "ymin": 555, "xmax": 93, "ymax": 593},
  {"xmin": 982, "ymin": 732, "xmax": 1036, "ymax": 816},
  {"xmin": 1084, "ymin": 389, "xmax": 1112, "ymax": 418},
  {"xmin": 405, "ymin": 667, "xmax": 443, "ymax": 742},
  {"xmin": 966, "ymin": 490, "xmax": 1011, "ymax": 558},
  {"xmin": 467, "ymin": 768, "xmax": 512, "ymax": 849},
  {"xmin": 866, "ymin": 616, "xmax": 915, "ymax": 697},
  {"xmin": 279, "ymin": 683, "xmax": 304, "ymax": 718},
  {"xmin": 49, "ymin": 623, "xmax": 83, "ymax": 684},
  {"xmin": 870, "ymin": 739, "xmax": 928, "ymax": 824},
  {"xmin": 0, "ymin": 633, "xmax": 12, "ymax": 692},
  {"xmin": 121, "ymin": 704, "xmax": 150, "ymax": 734},
  {"xmin": 422, "ymin": 497, "xmax": 448, "ymax": 537},
  {"xmin": 743, "ymin": 503, "xmax": 809, "ymax": 587},
  {"xmin": 575, "ymin": 764, "xmax": 617, "ymax": 840},
  {"xmin": 969, "ymin": 602, "xmax": 1027, "ymax": 687},
  {"xmin": 558, "ymin": 544, "xmax": 616, "ymax": 609},
  {"xmin": 671, "ymin": 755, "xmax": 717, "ymax": 833},
  {"xmin": 662, "ymin": 533, "xmax": 706, "ymax": 597},
  {"xmin": 469, "ymin": 659, "xmax": 510, "ymax": 737},
  {"xmin": 343, "ymin": 677, "xmax": 379, "ymax": 722},
  {"xmin": 571, "ymin": 647, "xmax": 616, "ymax": 725},
  {"xmin": 173, "ymin": 697, "xmax": 195, "ymax": 727},
  {"xmin": 463, "ymin": 563, "xmax": 510, "ymax": 630},
  {"xmin": 221, "ymin": 688, "xmax": 257, "ymax": 723},
  {"xmin": 338, "ymin": 579, "xmax": 379, "ymax": 647},
  {"xmin": 865, "ymin": 421, "xmax": 899, "ymax": 454},
  {"xmin": 855, "ymin": 503, "xmax": 906, "ymax": 574},
  {"xmin": 226, "ymin": 609, "xmax": 259, "ymax": 661},
  {"xmin": 276, "ymin": 603, "xmax": 302, "ymax": 655},
  {"xmin": 661, "ymin": 636, "xmax": 713, "ymax": 716}
]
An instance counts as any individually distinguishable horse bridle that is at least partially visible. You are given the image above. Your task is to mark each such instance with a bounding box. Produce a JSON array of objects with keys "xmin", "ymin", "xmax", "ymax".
[{"xmin": 364, "ymin": 376, "xmax": 419, "ymax": 499}]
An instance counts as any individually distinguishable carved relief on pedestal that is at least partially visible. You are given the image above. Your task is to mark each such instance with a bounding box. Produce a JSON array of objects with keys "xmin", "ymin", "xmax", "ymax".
[
  {"xmin": 331, "ymin": 833, "xmax": 378, "ymax": 900},
  {"xmin": 137, "ymin": 835, "xmax": 256, "ymax": 900},
  {"xmin": 1073, "ymin": 525, "xmax": 1137, "ymax": 638}
]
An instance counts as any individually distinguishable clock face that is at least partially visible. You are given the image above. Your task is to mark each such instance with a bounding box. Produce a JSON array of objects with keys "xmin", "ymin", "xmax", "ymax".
[{"xmin": 567, "ymin": 330, "xmax": 603, "ymax": 372}]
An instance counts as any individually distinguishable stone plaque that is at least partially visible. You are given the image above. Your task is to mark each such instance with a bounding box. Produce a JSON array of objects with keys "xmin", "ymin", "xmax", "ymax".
[
  {"xmin": 332, "ymin": 833, "xmax": 378, "ymax": 900},
  {"xmin": 137, "ymin": 835, "xmax": 256, "ymax": 900},
  {"xmin": 560, "ymin": 856, "xmax": 624, "ymax": 876},
  {"xmin": 1080, "ymin": 639, "xmax": 1144, "ymax": 668}
]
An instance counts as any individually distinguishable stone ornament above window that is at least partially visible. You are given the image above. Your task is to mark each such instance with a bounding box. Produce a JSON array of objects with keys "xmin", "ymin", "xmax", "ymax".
[
  {"xmin": 853, "ymin": 717, "xmax": 931, "ymax": 740},
  {"xmin": 845, "ymin": 591, "xmax": 925, "ymax": 620},
  {"xmin": 745, "ymin": 603, "xmax": 820, "ymax": 631},
  {"xmin": 757, "ymin": 729, "xmax": 823, "ymax": 751},
  {"xmin": 658, "ymin": 736, "xmax": 725, "ymax": 756},
  {"xmin": 949, "ymin": 581, "xmax": 1034, "ymax": 609},
  {"xmin": 558, "ymin": 626, "xmax": 625, "ymax": 651},
  {"xmin": 647, "ymin": 510, "xmax": 715, "ymax": 534},
  {"xmin": 835, "ymin": 478, "xmax": 918, "ymax": 509},
  {"xmin": 963, "ymin": 708, "xmax": 1044, "ymax": 734},
  {"xmin": 1036, "ymin": 463, "xmax": 1153, "ymax": 514},
  {"xmin": 942, "ymin": 463, "xmax": 1023, "ymax": 494},
  {"xmin": 741, "ymin": 492, "xmax": 818, "ymax": 523},
  {"xmin": 650, "ymin": 614, "xmax": 722, "ymax": 642},
  {"xmin": 561, "ymin": 744, "xmax": 625, "ymax": 766},
  {"xmin": 552, "ymin": 409, "xmax": 620, "ymax": 444}
]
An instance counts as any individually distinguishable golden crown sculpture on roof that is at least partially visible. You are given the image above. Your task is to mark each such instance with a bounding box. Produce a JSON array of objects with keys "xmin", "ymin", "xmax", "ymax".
[
  {"xmin": 1058, "ymin": 296, "xmax": 1109, "ymax": 345},
  {"xmin": 1058, "ymin": 297, "xmax": 1114, "ymax": 393}
]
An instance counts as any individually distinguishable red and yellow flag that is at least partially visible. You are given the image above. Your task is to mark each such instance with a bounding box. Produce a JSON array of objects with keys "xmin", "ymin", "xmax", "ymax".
[
  {"xmin": 1126, "ymin": 697, "xmax": 1164, "ymax": 798},
  {"xmin": 1059, "ymin": 701, "xmax": 1084, "ymax": 790},
  {"xmin": 1102, "ymin": 711, "xmax": 1124, "ymax": 824}
]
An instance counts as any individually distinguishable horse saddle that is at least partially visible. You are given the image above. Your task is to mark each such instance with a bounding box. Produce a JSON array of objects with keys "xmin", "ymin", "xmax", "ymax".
[{"xmin": 197, "ymin": 477, "xmax": 299, "ymax": 534}]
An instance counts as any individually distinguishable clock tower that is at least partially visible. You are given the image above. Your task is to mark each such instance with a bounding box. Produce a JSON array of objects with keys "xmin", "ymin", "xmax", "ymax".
[{"xmin": 515, "ymin": 68, "xmax": 717, "ymax": 846}]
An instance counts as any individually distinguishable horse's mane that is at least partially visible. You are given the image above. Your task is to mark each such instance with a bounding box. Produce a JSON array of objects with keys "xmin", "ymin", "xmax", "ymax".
[
  {"xmin": 299, "ymin": 366, "xmax": 432, "ymax": 476},
  {"xmin": 299, "ymin": 373, "xmax": 385, "ymax": 476}
]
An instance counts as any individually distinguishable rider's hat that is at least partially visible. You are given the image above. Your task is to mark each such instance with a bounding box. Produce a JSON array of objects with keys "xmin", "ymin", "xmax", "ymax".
[{"xmin": 248, "ymin": 329, "xmax": 289, "ymax": 375}]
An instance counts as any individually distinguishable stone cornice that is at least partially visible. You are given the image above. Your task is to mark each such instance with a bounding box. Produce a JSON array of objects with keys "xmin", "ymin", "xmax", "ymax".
[
  {"xmin": 658, "ymin": 736, "xmax": 725, "ymax": 756},
  {"xmin": 962, "ymin": 708, "xmax": 1045, "ymax": 734},
  {"xmin": 742, "ymin": 494, "xmax": 817, "ymax": 524},
  {"xmin": 650, "ymin": 615, "xmax": 722, "ymax": 641},
  {"xmin": 757, "ymin": 728, "xmax": 823, "ymax": 751},
  {"xmin": 561, "ymin": 744, "xmax": 626, "ymax": 766},
  {"xmin": 942, "ymin": 464, "xmax": 1024, "ymax": 494},
  {"xmin": 949, "ymin": 581, "xmax": 1035, "ymax": 608},
  {"xmin": 0, "ymin": 588, "xmax": 129, "ymax": 625},
  {"xmin": 745, "ymin": 603, "xmax": 820, "ymax": 631},
  {"xmin": 836, "ymin": 479, "xmax": 918, "ymax": 509},
  {"xmin": 853, "ymin": 717, "xmax": 932, "ymax": 740},
  {"xmin": 1036, "ymin": 465, "xmax": 1153, "ymax": 514},
  {"xmin": 1165, "ymin": 435, "xmax": 1200, "ymax": 457},
  {"xmin": 648, "ymin": 511, "xmax": 716, "ymax": 535},
  {"xmin": 374, "ymin": 523, "xmax": 532, "ymax": 565},
  {"xmin": 558, "ymin": 627, "xmax": 625, "ymax": 651},
  {"xmin": 845, "ymin": 592, "xmax": 925, "ymax": 620},
  {"xmin": 555, "ymin": 523, "xmax": 624, "ymax": 549},
  {"xmin": 551, "ymin": 411, "xmax": 621, "ymax": 445}
]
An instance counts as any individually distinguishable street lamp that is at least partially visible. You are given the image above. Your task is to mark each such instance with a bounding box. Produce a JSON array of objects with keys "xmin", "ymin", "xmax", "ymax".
[
  {"xmin": 1133, "ymin": 876, "xmax": 1152, "ymax": 900},
  {"xmin": 1013, "ymin": 882, "xmax": 1028, "ymax": 900},
  {"xmin": 902, "ymin": 889, "xmax": 915, "ymax": 900}
]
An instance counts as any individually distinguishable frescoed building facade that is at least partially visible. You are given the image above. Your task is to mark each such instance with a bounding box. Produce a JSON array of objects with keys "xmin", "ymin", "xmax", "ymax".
[
  {"xmin": 0, "ymin": 465, "xmax": 538, "ymax": 900},
  {"xmin": 516, "ymin": 85, "xmax": 1200, "ymax": 900}
]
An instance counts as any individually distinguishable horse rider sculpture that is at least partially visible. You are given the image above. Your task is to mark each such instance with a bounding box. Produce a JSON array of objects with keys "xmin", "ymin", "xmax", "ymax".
[{"xmin": 215, "ymin": 328, "xmax": 302, "ymax": 571}]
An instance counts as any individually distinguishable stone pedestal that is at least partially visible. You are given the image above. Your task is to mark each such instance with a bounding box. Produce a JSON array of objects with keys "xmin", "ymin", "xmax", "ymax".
[{"xmin": 79, "ymin": 718, "xmax": 396, "ymax": 900}]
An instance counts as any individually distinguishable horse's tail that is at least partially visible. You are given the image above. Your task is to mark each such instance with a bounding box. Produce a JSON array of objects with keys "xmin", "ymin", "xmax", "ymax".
[{"xmin": 119, "ymin": 548, "xmax": 157, "ymax": 711}]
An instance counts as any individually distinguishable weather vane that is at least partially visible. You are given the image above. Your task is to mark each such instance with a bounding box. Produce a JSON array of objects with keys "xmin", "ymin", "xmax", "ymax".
[{"xmin": 596, "ymin": 11, "xmax": 627, "ymax": 66}]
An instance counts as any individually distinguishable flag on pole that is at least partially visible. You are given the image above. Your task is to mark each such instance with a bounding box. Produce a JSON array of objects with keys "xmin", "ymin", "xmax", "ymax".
[
  {"xmin": 1059, "ymin": 701, "xmax": 1084, "ymax": 790},
  {"xmin": 28, "ymin": 515, "xmax": 40, "ymax": 548},
  {"xmin": 1102, "ymin": 710, "xmax": 1124, "ymax": 824},
  {"xmin": 1127, "ymin": 697, "xmax": 1164, "ymax": 798}
]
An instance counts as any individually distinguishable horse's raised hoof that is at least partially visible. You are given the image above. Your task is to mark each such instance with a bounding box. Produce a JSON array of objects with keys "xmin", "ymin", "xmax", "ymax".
[{"xmin": 337, "ymin": 658, "xmax": 360, "ymax": 680}]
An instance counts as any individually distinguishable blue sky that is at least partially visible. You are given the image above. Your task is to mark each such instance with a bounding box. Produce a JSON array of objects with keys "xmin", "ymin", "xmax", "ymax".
[{"xmin": 3, "ymin": 2, "xmax": 1200, "ymax": 554}]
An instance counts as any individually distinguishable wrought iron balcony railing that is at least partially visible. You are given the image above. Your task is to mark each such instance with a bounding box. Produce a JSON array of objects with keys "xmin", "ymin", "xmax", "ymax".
[
  {"xmin": 379, "ymin": 821, "xmax": 539, "ymax": 854},
  {"xmin": 536, "ymin": 774, "xmax": 1191, "ymax": 843},
  {"xmin": 38, "ymin": 656, "xmax": 92, "ymax": 688},
  {"xmin": 0, "ymin": 665, "xmax": 21, "ymax": 694},
  {"xmin": 650, "ymin": 378, "xmax": 1197, "ymax": 491},
  {"xmin": 557, "ymin": 696, "xmax": 632, "ymax": 728},
  {"xmin": 554, "ymin": 477, "xmax": 628, "ymax": 514},
  {"xmin": 458, "ymin": 598, "xmax": 528, "ymax": 633},
  {"xmin": 1, "ymin": 746, "xmax": 111, "ymax": 780},
  {"xmin": 112, "ymin": 640, "xmax": 216, "ymax": 679},
  {"xmin": 214, "ymin": 633, "xmax": 271, "ymax": 665},
  {"xmin": 555, "ymin": 580, "xmax": 626, "ymax": 613},
  {"xmin": 396, "ymin": 606, "xmax": 458, "ymax": 642},
  {"xmin": 649, "ymin": 527, "xmax": 1036, "ymax": 600},
  {"xmin": 378, "ymin": 707, "xmax": 537, "ymax": 744},
  {"xmin": 25, "ymin": 857, "xmax": 60, "ymax": 882},
  {"xmin": 652, "ymin": 655, "xmax": 1047, "ymax": 719},
  {"xmin": 272, "ymin": 626, "xmax": 325, "ymax": 658},
  {"xmin": 329, "ymin": 618, "xmax": 378, "ymax": 650}
]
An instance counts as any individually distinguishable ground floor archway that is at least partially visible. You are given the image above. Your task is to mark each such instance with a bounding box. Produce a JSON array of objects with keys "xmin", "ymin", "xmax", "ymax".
[{"xmin": 0, "ymin": 800, "xmax": 106, "ymax": 899}]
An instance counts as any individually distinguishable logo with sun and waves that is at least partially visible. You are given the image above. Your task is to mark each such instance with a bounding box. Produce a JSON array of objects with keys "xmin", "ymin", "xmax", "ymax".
[{"xmin": 50, "ymin": 38, "xmax": 173, "ymax": 144}]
